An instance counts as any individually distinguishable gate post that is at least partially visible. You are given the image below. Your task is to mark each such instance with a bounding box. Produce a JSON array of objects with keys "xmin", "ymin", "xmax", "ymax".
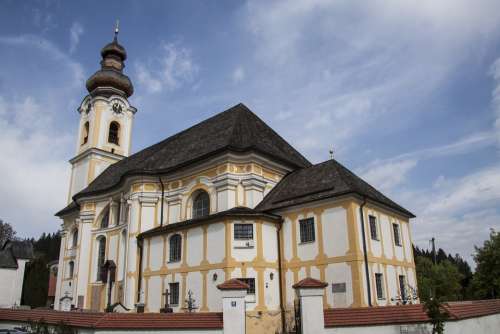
[
  {"xmin": 218, "ymin": 279, "xmax": 249, "ymax": 334},
  {"xmin": 293, "ymin": 277, "xmax": 328, "ymax": 334}
]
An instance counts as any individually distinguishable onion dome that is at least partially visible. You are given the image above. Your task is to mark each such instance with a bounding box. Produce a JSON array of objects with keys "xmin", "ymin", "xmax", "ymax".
[{"xmin": 86, "ymin": 27, "xmax": 133, "ymax": 98}]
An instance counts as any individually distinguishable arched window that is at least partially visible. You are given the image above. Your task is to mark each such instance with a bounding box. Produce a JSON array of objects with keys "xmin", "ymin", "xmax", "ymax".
[
  {"xmin": 97, "ymin": 237, "xmax": 106, "ymax": 281},
  {"xmin": 192, "ymin": 191, "xmax": 210, "ymax": 218},
  {"xmin": 82, "ymin": 122, "xmax": 89, "ymax": 145},
  {"xmin": 169, "ymin": 234, "xmax": 182, "ymax": 262},
  {"xmin": 68, "ymin": 261, "xmax": 74, "ymax": 279},
  {"xmin": 108, "ymin": 121, "xmax": 120, "ymax": 145},
  {"xmin": 72, "ymin": 228, "xmax": 78, "ymax": 248},
  {"xmin": 101, "ymin": 208, "xmax": 110, "ymax": 229}
]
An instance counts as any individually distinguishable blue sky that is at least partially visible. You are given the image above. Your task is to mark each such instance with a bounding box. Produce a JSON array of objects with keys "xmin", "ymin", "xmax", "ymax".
[{"xmin": 1, "ymin": 0, "xmax": 499, "ymax": 265}]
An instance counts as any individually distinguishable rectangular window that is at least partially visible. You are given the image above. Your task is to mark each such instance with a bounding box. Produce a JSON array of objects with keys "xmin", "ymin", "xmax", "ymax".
[
  {"xmin": 375, "ymin": 273, "xmax": 384, "ymax": 299},
  {"xmin": 237, "ymin": 278, "xmax": 255, "ymax": 294},
  {"xmin": 393, "ymin": 223, "xmax": 402, "ymax": 246},
  {"xmin": 299, "ymin": 218, "xmax": 315, "ymax": 243},
  {"xmin": 234, "ymin": 224, "xmax": 254, "ymax": 240},
  {"xmin": 169, "ymin": 234, "xmax": 182, "ymax": 262},
  {"xmin": 169, "ymin": 282, "xmax": 180, "ymax": 305},
  {"xmin": 399, "ymin": 275, "xmax": 406, "ymax": 301},
  {"xmin": 369, "ymin": 215, "xmax": 378, "ymax": 240}
]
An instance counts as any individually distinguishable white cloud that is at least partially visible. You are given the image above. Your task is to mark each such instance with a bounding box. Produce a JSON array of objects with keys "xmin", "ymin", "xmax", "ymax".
[
  {"xmin": 134, "ymin": 42, "xmax": 199, "ymax": 94},
  {"xmin": 490, "ymin": 57, "xmax": 500, "ymax": 148},
  {"xmin": 0, "ymin": 34, "xmax": 84, "ymax": 84},
  {"xmin": 359, "ymin": 131, "xmax": 496, "ymax": 191},
  {"xmin": 0, "ymin": 96, "xmax": 71, "ymax": 238},
  {"xmin": 357, "ymin": 130, "xmax": 500, "ymax": 264},
  {"xmin": 242, "ymin": 0, "xmax": 500, "ymax": 161},
  {"xmin": 232, "ymin": 66, "xmax": 246, "ymax": 84},
  {"xmin": 424, "ymin": 166, "xmax": 500, "ymax": 216},
  {"xmin": 0, "ymin": 35, "xmax": 83, "ymax": 238},
  {"xmin": 362, "ymin": 159, "xmax": 418, "ymax": 192},
  {"xmin": 407, "ymin": 166, "xmax": 500, "ymax": 265},
  {"xmin": 135, "ymin": 63, "xmax": 162, "ymax": 93},
  {"xmin": 69, "ymin": 22, "xmax": 84, "ymax": 54},
  {"xmin": 32, "ymin": 8, "xmax": 56, "ymax": 33}
]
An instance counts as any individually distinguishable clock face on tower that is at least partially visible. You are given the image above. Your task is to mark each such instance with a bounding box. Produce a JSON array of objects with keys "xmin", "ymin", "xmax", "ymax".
[{"xmin": 112, "ymin": 102, "xmax": 124, "ymax": 114}]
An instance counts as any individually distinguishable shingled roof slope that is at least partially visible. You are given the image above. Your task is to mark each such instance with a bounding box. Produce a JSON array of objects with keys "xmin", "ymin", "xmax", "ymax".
[
  {"xmin": 73, "ymin": 103, "xmax": 310, "ymax": 200},
  {"xmin": 0, "ymin": 249, "xmax": 18, "ymax": 269},
  {"xmin": 2, "ymin": 240, "xmax": 34, "ymax": 260},
  {"xmin": 256, "ymin": 159, "xmax": 415, "ymax": 217}
]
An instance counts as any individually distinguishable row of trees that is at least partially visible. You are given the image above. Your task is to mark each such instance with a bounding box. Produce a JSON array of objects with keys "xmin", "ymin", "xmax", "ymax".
[
  {"xmin": 22, "ymin": 232, "xmax": 61, "ymax": 307},
  {"xmin": 415, "ymin": 229, "xmax": 500, "ymax": 302}
]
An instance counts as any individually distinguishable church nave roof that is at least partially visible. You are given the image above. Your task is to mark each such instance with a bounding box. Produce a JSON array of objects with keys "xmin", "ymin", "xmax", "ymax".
[{"xmin": 72, "ymin": 103, "xmax": 311, "ymax": 201}]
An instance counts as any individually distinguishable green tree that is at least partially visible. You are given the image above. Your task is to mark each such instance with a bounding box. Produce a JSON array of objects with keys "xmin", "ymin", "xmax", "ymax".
[
  {"xmin": 22, "ymin": 257, "xmax": 50, "ymax": 307},
  {"xmin": 416, "ymin": 256, "xmax": 463, "ymax": 302},
  {"xmin": 472, "ymin": 229, "xmax": 500, "ymax": 299},
  {"xmin": 21, "ymin": 232, "xmax": 61, "ymax": 307},
  {"xmin": 0, "ymin": 219, "xmax": 17, "ymax": 246},
  {"xmin": 423, "ymin": 297, "xmax": 449, "ymax": 334},
  {"xmin": 414, "ymin": 245, "xmax": 472, "ymax": 300}
]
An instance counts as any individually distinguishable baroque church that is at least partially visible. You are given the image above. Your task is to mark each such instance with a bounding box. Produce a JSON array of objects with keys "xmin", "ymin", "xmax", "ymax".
[{"xmin": 55, "ymin": 31, "xmax": 418, "ymax": 332}]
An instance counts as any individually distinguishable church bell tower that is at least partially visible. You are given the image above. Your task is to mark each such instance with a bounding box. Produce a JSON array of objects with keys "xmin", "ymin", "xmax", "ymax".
[{"xmin": 68, "ymin": 26, "xmax": 136, "ymax": 200}]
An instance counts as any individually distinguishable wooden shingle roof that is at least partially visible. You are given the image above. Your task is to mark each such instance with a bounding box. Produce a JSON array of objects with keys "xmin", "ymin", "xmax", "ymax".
[
  {"xmin": 67, "ymin": 103, "xmax": 310, "ymax": 204},
  {"xmin": 257, "ymin": 159, "xmax": 415, "ymax": 218}
]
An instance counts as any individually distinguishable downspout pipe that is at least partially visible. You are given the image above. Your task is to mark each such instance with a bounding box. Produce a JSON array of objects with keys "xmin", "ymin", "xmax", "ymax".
[
  {"xmin": 136, "ymin": 238, "xmax": 144, "ymax": 304},
  {"xmin": 359, "ymin": 197, "xmax": 372, "ymax": 306},
  {"xmin": 277, "ymin": 220, "xmax": 286, "ymax": 333},
  {"xmin": 159, "ymin": 176, "xmax": 165, "ymax": 227}
]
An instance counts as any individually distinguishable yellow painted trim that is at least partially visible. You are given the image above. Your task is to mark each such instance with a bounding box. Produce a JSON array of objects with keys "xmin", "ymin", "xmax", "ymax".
[
  {"xmin": 289, "ymin": 213, "xmax": 299, "ymax": 262},
  {"xmin": 400, "ymin": 220, "xmax": 408, "ymax": 262},
  {"xmin": 346, "ymin": 202, "xmax": 361, "ymax": 256},
  {"xmin": 201, "ymin": 270, "xmax": 209, "ymax": 311},
  {"xmin": 91, "ymin": 101, "xmax": 103, "ymax": 147},
  {"xmin": 313, "ymin": 208, "xmax": 326, "ymax": 260},
  {"xmin": 255, "ymin": 268, "xmax": 267, "ymax": 311},
  {"xmin": 181, "ymin": 272, "xmax": 187, "ymax": 310},
  {"xmin": 67, "ymin": 166, "xmax": 75, "ymax": 203},
  {"xmin": 85, "ymin": 236, "xmax": 95, "ymax": 309},
  {"xmin": 146, "ymin": 238, "xmax": 151, "ymax": 271},
  {"xmin": 201, "ymin": 225, "xmax": 209, "ymax": 265}
]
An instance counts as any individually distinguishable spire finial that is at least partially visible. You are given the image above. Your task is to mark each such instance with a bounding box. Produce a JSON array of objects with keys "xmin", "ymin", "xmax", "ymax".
[
  {"xmin": 114, "ymin": 20, "xmax": 119, "ymax": 41},
  {"xmin": 329, "ymin": 148, "xmax": 334, "ymax": 159}
]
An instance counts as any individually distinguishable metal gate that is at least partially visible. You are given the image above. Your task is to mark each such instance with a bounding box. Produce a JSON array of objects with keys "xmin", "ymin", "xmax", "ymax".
[{"xmin": 294, "ymin": 298, "xmax": 302, "ymax": 334}]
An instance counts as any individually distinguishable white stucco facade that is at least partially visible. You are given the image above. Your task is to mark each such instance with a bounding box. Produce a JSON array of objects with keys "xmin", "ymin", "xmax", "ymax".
[{"xmin": 0, "ymin": 259, "xmax": 28, "ymax": 308}]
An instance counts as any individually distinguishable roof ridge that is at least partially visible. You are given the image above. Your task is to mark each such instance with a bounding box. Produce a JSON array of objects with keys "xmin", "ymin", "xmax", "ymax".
[
  {"xmin": 227, "ymin": 103, "xmax": 247, "ymax": 148},
  {"xmin": 239, "ymin": 105, "xmax": 311, "ymax": 167},
  {"xmin": 121, "ymin": 103, "xmax": 245, "ymax": 164}
]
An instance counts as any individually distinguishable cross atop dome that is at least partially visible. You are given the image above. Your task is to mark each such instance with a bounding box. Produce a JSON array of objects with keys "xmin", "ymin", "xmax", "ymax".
[{"xmin": 114, "ymin": 20, "xmax": 119, "ymax": 42}]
